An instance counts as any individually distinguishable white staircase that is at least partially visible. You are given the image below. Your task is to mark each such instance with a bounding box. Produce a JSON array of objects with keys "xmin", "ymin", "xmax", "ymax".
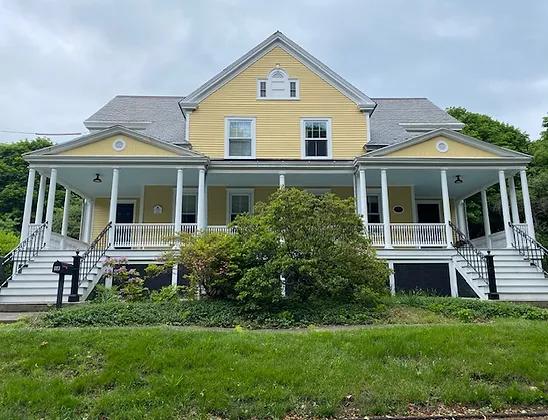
[
  {"xmin": 0, "ymin": 249, "xmax": 104, "ymax": 304},
  {"xmin": 454, "ymin": 248, "xmax": 548, "ymax": 301}
]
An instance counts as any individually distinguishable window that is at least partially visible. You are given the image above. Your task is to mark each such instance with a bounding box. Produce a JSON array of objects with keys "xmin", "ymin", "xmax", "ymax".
[
  {"xmin": 289, "ymin": 81, "xmax": 297, "ymax": 98},
  {"xmin": 181, "ymin": 193, "xmax": 197, "ymax": 223},
  {"xmin": 228, "ymin": 190, "xmax": 253, "ymax": 222},
  {"xmin": 367, "ymin": 195, "xmax": 381, "ymax": 223},
  {"xmin": 225, "ymin": 118, "xmax": 255, "ymax": 158},
  {"xmin": 256, "ymin": 68, "xmax": 299, "ymax": 99},
  {"xmin": 302, "ymin": 119, "xmax": 331, "ymax": 158}
]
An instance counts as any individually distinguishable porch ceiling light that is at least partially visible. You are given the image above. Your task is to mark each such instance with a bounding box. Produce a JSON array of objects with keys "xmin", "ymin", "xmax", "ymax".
[
  {"xmin": 454, "ymin": 175, "xmax": 463, "ymax": 184},
  {"xmin": 93, "ymin": 173, "xmax": 102, "ymax": 183}
]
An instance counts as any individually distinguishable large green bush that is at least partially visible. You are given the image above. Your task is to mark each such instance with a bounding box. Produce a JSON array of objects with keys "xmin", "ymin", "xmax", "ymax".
[
  {"xmin": 234, "ymin": 188, "xmax": 391, "ymax": 308},
  {"xmin": 0, "ymin": 229, "xmax": 18, "ymax": 256}
]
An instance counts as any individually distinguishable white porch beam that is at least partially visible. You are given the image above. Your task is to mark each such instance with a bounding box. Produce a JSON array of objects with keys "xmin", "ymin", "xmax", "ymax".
[
  {"xmin": 197, "ymin": 168, "xmax": 206, "ymax": 230},
  {"xmin": 108, "ymin": 168, "xmax": 119, "ymax": 247},
  {"xmin": 44, "ymin": 168, "xmax": 57, "ymax": 247},
  {"xmin": 508, "ymin": 176, "xmax": 520, "ymax": 224},
  {"xmin": 440, "ymin": 169, "xmax": 452, "ymax": 248},
  {"xmin": 380, "ymin": 169, "xmax": 392, "ymax": 248},
  {"xmin": 20, "ymin": 168, "xmax": 36, "ymax": 241},
  {"xmin": 279, "ymin": 173, "xmax": 285, "ymax": 188},
  {"xmin": 61, "ymin": 189, "xmax": 71, "ymax": 238},
  {"xmin": 358, "ymin": 169, "xmax": 368, "ymax": 225},
  {"xmin": 480, "ymin": 190, "xmax": 492, "ymax": 249},
  {"xmin": 498, "ymin": 170, "xmax": 513, "ymax": 248},
  {"xmin": 520, "ymin": 169, "xmax": 535, "ymax": 238},
  {"xmin": 34, "ymin": 174, "xmax": 47, "ymax": 224},
  {"xmin": 174, "ymin": 169, "xmax": 184, "ymax": 234}
]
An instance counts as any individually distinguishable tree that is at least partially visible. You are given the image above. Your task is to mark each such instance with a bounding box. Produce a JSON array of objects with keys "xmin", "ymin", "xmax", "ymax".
[{"xmin": 528, "ymin": 115, "xmax": 548, "ymax": 245}]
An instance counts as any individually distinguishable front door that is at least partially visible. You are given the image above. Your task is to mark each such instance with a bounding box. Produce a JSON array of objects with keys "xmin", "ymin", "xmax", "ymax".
[
  {"xmin": 115, "ymin": 203, "xmax": 135, "ymax": 248},
  {"xmin": 416, "ymin": 202, "xmax": 441, "ymax": 223},
  {"xmin": 116, "ymin": 203, "xmax": 135, "ymax": 223}
]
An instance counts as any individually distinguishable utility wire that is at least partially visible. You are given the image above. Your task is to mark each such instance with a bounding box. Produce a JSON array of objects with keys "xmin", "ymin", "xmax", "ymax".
[{"xmin": 0, "ymin": 129, "xmax": 81, "ymax": 136}]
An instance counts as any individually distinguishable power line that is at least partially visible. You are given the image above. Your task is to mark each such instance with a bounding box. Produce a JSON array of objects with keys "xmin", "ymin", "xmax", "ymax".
[{"xmin": 0, "ymin": 129, "xmax": 81, "ymax": 136}]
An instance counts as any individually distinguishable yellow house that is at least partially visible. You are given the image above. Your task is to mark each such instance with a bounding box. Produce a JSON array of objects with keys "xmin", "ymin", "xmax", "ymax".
[{"xmin": 7, "ymin": 31, "xmax": 547, "ymax": 304}]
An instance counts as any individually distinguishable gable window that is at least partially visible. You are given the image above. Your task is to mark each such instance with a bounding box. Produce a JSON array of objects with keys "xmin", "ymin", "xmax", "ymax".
[
  {"xmin": 181, "ymin": 193, "xmax": 197, "ymax": 223},
  {"xmin": 228, "ymin": 190, "xmax": 253, "ymax": 222},
  {"xmin": 257, "ymin": 68, "xmax": 299, "ymax": 100},
  {"xmin": 225, "ymin": 118, "xmax": 256, "ymax": 158},
  {"xmin": 301, "ymin": 118, "xmax": 331, "ymax": 159}
]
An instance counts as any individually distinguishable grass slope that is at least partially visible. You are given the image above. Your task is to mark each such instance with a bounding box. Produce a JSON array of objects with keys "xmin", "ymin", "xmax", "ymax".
[{"xmin": 0, "ymin": 321, "xmax": 546, "ymax": 419}]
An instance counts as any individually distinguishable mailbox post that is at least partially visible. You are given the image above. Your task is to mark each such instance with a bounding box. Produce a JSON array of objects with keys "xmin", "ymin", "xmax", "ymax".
[
  {"xmin": 52, "ymin": 260, "xmax": 73, "ymax": 309},
  {"xmin": 68, "ymin": 251, "xmax": 82, "ymax": 303}
]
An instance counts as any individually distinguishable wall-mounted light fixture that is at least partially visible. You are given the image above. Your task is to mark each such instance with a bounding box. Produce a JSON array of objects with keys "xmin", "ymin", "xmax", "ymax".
[
  {"xmin": 93, "ymin": 173, "xmax": 102, "ymax": 183},
  {"xmin": 454, "ymin": 175, "xmax": 463, "ymax": 184}
]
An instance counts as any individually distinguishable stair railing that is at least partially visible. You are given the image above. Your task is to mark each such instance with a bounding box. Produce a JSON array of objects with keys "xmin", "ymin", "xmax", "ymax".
[
  {"xmin": 79, "ymin": 222, "xmax": 112, "ymax": 285},
  {"xmin": 509, "ymin": 222, "xmax": 547, "ymax": 276},
  {"xmin": 449, "ymin": 221, "xmax": 488, "ymax": 282},
  {"xmin": 0, "ymin": 222, "xmax": 48, "ymax": 288}
]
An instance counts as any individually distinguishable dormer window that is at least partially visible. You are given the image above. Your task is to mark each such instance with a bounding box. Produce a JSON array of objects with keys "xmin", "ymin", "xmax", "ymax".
[{"xmin": 257, "ymin": 68, "xmax": 299, "ymax": 100}]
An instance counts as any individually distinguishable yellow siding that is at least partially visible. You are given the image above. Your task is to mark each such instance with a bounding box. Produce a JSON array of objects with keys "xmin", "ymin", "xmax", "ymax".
[
  {"xmin": 143, "ymin": 186, "xmax": 173, "ymax": 223},
  {"xmin": 207, "ymin": 187, "xmax": 226, "ymax": 225},
  {"xmin": 386, "ymin": 136, "xmax": 498, "ymax": 158},
  {"xmin": 331, "ymin": 187, "xmax": 353, "ymax": 199},
  {"xmin": 388, "ymin": 186, "xmax": 413, "ymax": 223},
  {"xmin": 91, "ymin": 197, "xmax": 140, "ymax": 240},
  {"xmin": 59, "ymin": 135, "xmax": 178, "ymax": 156},
  {"xmin": 254, "ymin": 187, "xmax": 277, "ymax": 205},
  {"xmin": 190, "ymin": 47, "xmax": 366, "ymax": 159}
]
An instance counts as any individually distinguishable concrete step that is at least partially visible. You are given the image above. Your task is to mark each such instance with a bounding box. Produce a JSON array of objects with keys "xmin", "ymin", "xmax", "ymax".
[
  {"xmin": 0, "ymin": 286, "xmax": 86, "ymax": 296},
  {"xmin": 5, "ymin": 280, "xmax": 91, "ymax": 288}
]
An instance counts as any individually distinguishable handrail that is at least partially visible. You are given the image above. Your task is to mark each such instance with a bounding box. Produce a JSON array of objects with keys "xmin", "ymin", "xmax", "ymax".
[
  {"xmin": 449, "ymin": 221, "xmax": 488, "ymax": 282},
  {"xmin": 509, "ymin": 222, "xmax": 547, "ymax": 275},
  {"xmin": 79, "ymin": 222, "xmax": 112, "ymax": 286},
  {"xmin": 0, "ymin": 222, "xmax": 48, "ymax": 288}
]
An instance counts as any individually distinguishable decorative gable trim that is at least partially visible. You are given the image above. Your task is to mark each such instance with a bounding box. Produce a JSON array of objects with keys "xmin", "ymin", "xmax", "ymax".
[
  {"xmin": 362, "ymin": 128, "xmax": 532, "ymax": 159},
  {"xmin": 179, "ymin": 31, "xmax": 376, "ymax": 111},
  {"xmin": 24, "ymin": 126, "xmax": 207, "ymax": 159}
]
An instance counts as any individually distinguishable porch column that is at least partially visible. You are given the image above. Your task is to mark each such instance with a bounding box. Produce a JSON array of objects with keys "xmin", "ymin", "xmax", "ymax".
[
  {"xmin": 457, "ymin": 200, "xmax": 468, "ymax": 236},
  {"xmin": 498, "ymin": 170, "xmax": 513, "ymax": 248},
  {"xmin": 508, "ymin": 176, "xmax": 520, "ymax": 224},
  {"xmin": 358, "ymin": 169, "xmax": 368, "ymax": 226},
  {"xmin": 279, "ymin": 173, "xmax": 285, "ymax": 188},
  {"xmin": 440, "ymin": 170, "xmax": 452, "ymax": 248},
  {"xmin": 61, "ymin": 189, "xmax": 71, "ymax": 246},
  {"xmin": 380, "ymin": 169, "xmax": 392, "ymax": 248},
  {"xmin": 44, "ymin": 168, "xmax": 57, "ymax": 247},
  {"xmin": 520, "ymin": 169, "xmax": 535, "ymax": 238},
  {"xmin": 480, "ymin": 190, "xmax": 492, "ymax": 249},
  {"xmin": 34, "ymin": 174, "xmax": 47, "ymax": 224},
  {"xmin": 108, "ymin": 168, "xmax": 120, "ymax": 247},
  {"xmin": 83, "ymin": 198, "xmax": 94, "ymax": 243},
  {"xmin": 197, "ymin": 168, "xmax": 206, "ymax": 231},
  {"xmin": 174, "ymin": 169, "xmax": 184, "ymax": 233},
  {"xmin": 20, "ymin": 168, "xmax": 36, "ymax": 241}
]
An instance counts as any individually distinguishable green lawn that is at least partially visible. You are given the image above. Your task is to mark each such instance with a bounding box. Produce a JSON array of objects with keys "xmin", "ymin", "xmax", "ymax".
[{"xmin": 1, "ymin": 321, "xmax": 546, "ymax": 419}]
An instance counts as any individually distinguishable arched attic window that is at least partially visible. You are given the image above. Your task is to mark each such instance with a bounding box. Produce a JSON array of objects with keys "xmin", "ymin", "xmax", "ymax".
[{"xmin": 257, "ymin": 67, "xmax": 299, "ymax": 100}]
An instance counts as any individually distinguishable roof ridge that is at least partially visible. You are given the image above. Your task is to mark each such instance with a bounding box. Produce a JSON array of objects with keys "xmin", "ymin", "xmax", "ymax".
[
  {"xmin": 371, "ymin": 97, "xmax": 429, "ymax": 100},
  {"xmin": 115, "ymin": 95, "xmax": 185, "ymax": 99}
]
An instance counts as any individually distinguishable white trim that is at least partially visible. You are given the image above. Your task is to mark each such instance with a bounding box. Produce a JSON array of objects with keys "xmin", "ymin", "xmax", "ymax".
[
  {"xmin": 300, "ymin": 117, "xmax": 332, "ymax": 159},
  {"xmin": 410, "ymin": 185, "xmax": 417, "ymax": 223},
  {"xmin": 226, "ymin": 188, "xmax": 254, "ymax": 224},
  {"xmin": 224, "ymin": 117, "xmax": 256, "ymax": 159},
  {"xmin": 256, "ymin": 70, "xmax": 300, "ymax": 100},
  {"xmin": 139, "ymin": 185, "xmax": 145, "ymax": 223}
]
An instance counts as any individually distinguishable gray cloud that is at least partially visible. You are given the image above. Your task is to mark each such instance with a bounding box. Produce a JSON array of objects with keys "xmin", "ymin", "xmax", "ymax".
[{"xmin": 0, "ymin": 0, "xmax": 546, "ymax": 144}]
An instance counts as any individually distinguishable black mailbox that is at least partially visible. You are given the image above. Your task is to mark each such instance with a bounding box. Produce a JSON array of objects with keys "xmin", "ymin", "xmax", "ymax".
[{"xmin": 52, "ymin": 260, "xmax": 73, "ymax": 275}]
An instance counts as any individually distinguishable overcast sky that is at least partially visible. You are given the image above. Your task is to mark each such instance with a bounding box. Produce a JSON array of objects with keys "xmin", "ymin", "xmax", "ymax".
[{"xmin": 1, "ymin": 0, "xmax": 547, "ymax": 144}]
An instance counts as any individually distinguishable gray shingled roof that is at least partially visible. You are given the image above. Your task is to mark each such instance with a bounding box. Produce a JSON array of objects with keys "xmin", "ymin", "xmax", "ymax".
[
  {"xmin": 369, "ymin": 98, "xmax": 462, "ymax": 146},
  {"xmin": 84, "ymin": 95, "xmax": 461, "ymax": 147},
  {"xmin": 84, "ymin": 95, "xmax": 186, "ymax": 144}
]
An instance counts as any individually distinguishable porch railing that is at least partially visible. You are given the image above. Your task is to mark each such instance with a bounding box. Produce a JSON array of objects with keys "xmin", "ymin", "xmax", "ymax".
[
  {"xmin": 79, "ymin": 222, "xmax": 111, "ymax": 286},
  {"xmin": 112, "ymin": 223, "xmax": 198, "ymax": 248},
  {"xmin": 366, "ymin": 223, "xmax": 385, "ymax": 246},
  {"xmin": 509, "ymin": 222, "xmax": 547, "ymax": 275},
  {"xmin": 390, "ymin": 223, "xmax": 446, "ymax": 247},
  {"xmin": 449, "ymin": 221, "xmax": 488, "ymax": 282},
  {"xmin": 1, "ymin": 222, "xmax": 48, "ymax": 288}
]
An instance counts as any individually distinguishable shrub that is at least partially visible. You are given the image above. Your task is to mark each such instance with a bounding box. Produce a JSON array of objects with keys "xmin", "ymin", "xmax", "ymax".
[
  {"xmin": 0, "ymin": 229, "xmax": 18, "ymax": 256},
  {"xmin": 233, "ymin": 188, "xmax": 391, "ymax": 308},
  {"xmin": 163, "ymin": 232, "xmax": 241, "ymax": 299},
  {"xmin": 150, "ymin": 285, "xmax": 185, "ymax": 303},
  {"xmin": 102, "ymin": 257, "xmax": 149, "ymax": 302},
  {"xmin": 91, "ymin": 284, "xmax": 120, "ymax": 303}
]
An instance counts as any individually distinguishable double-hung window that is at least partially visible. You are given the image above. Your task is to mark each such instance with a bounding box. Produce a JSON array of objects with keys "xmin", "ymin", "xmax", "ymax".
[
  {"xmin": 225, "ymin": 118, "xmax": 255, "ymax": 158},
  {"xmin": 181, "ymin": 193, "xmax": 197, "ymax": 223},
  {"xmin": 302, "ymin": 118, "xmax": 331, "ymax": 159},
  {"xmin": 228, "ymin": 190, "xmax": 253, "ymax": 223}
]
